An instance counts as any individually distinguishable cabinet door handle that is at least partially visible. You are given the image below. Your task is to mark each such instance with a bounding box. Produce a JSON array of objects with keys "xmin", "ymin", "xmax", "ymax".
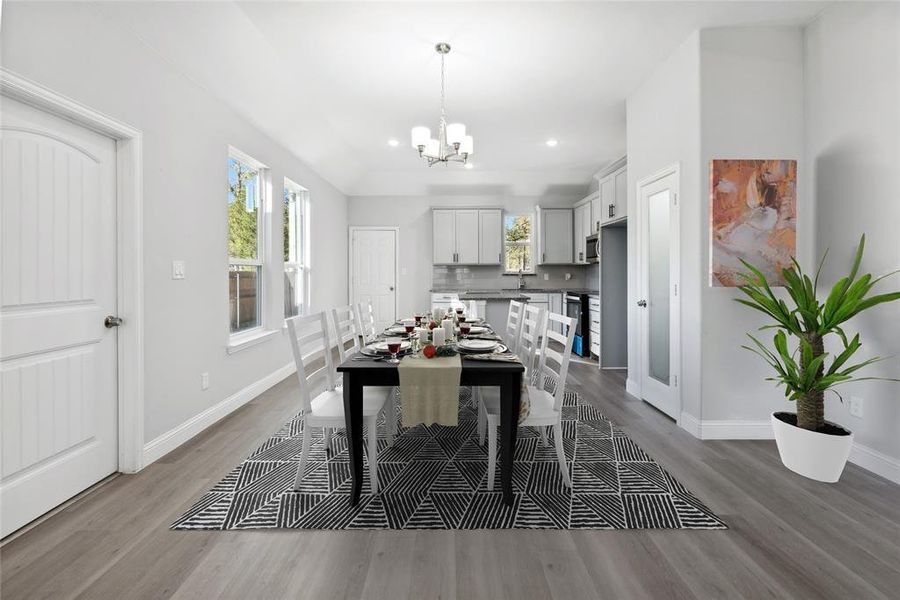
[{"xmin": 542, "ymin": 252, "xmax": 546, "ymax": 263}]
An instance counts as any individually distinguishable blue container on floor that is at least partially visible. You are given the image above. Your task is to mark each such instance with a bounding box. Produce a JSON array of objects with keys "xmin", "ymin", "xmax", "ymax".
[{"xmin": 573, "ymin": 335, "xmax": 583, "ymax": 356}]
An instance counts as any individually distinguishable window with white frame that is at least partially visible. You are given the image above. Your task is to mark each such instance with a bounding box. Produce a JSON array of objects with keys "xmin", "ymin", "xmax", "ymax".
[
  {"xmin": 283, "ymin": 179, "xmax": 310, "ymax": 318},
  {"xmin": 504, "ymin": 213, "xmax": 535, "ymax": 274},
  {"xmin": 228, "ymin": 150, "xmax": 267, "ymax": 335}
]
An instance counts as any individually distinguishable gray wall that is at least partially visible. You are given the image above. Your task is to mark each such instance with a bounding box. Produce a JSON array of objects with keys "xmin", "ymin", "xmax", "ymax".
[
  {"xmin": 699, "ymin": 27, "xmax": 807, "ymax": 422},
  {"xmin": 805, "ymin": 3, "xmax": 900, "ymax": 466},
  {"xmin": 1, "ymin": 2, "xmax": 350, "ymax": 443},
  {"xmin": 600, "ymin": 226, "xmax": 628, "ymax": 368}
]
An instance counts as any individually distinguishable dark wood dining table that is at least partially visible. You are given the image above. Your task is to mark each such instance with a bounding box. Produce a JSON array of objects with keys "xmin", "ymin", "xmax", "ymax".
[{"xmin": 338, "ymin": 349, "xmax": 524, "ymax": 506}]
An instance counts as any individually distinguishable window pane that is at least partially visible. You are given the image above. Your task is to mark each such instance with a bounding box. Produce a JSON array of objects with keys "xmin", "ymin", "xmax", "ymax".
[
  {"xmin": 506, "ymin": 245, "xmax": 533, "ymax": 273},
  {"xmin": 228, "ymin": 157, "xmax": 259, "ymax": 260},
  {"xmin": 505, "ymin": 214, "xmax": 532, "ymax": 242},
  {"xmin": 284, "ymin": 266, "xmax": 302, "ymax": 318},
  {"xmin": 229, "ymin": 264, "xmax": 261, "ymax": 333}
]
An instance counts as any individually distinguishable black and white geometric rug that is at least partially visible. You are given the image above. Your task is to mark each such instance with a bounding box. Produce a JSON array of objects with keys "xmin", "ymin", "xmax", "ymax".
[{"xmin": 172, "ymin": 387, "xmax": 727, "ymax": 531}]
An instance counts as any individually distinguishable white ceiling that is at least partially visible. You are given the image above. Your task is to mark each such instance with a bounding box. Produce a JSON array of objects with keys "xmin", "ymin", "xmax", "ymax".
[{"xmin": 99, "ymin": 1, "xmax": 829, "ymax": 197}]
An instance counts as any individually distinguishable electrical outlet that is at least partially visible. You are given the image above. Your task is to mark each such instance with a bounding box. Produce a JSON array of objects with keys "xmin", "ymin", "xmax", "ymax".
[
  {"xmin": 172, "ymin": 260, "xmax": 186, "ymax": 280},
  {"xmin": 849, "ymin": 396, "xmax": 863, "ymax": 418},
  {"xmin": 201, "ymin": 372, "xmax": 210, "ymax": 391},
  {"xmin": 543, "ymin": 273, "xmax": 550, "ymax": 281}
]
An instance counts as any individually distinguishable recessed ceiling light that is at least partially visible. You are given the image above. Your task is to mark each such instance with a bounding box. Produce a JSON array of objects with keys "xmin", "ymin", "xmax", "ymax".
[
  {"xmin": 387, "ymin": 138, "xmax": 400, "ymax": 147},
  {"xmin": 464, "ymin": 163, "xmax": 474, "ymax": 169},
  {"xmin": 545, "ymin": 139, "xmax": 559, "ymax": 147}
]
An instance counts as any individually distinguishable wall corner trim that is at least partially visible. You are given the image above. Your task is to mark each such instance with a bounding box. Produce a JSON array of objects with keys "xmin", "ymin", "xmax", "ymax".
[
  {"xmin": 142, "ymin": 363, "xmax": 296, "ymax": 466},
  {"xmin": 625, "ymin": 378, "xmax": 641, "ymax": 398},
  {"xmin": 678, "ymin": 412, "xmax": 702, "ymax": 438}
]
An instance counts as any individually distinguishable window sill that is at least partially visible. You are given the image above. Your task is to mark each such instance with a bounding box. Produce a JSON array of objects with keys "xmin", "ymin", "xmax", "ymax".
[{"xmin": 227, "ymin": 328, "xmax": 279, "ymax": 354}]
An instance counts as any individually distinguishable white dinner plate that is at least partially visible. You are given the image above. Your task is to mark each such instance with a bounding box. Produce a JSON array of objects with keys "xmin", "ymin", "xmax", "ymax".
[
  {"xmin": 464, "ymin": 317, "xmax": 482, "ymax": 323},
  {"xmin": 369, "ymin": 340, "xmax": 412, "ymax": 353},
  {"xmin": 457, "ymin": 339, "xmax": 498, "ymax": 351},
  {"xmin": 461, "ymin": 326, "xmax": 489, "ymax": 334}
]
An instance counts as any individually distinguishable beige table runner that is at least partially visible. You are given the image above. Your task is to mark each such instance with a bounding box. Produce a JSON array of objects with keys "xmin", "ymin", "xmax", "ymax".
[{"xmin": 397, "ymin": 354, "xmax": 462, "ymax": 427}]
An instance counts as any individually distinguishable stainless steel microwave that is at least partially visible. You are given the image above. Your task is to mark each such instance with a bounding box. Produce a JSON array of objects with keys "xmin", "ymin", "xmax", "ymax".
[{"xmin": 585, "ymin": 233, "xmax": 600, "ymax": 263}]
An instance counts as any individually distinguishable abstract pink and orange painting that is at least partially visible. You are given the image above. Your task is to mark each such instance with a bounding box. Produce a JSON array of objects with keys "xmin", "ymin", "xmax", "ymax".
[{"xmin": 710, "ymin": 159, "xmax": 797, "ymax": 287}]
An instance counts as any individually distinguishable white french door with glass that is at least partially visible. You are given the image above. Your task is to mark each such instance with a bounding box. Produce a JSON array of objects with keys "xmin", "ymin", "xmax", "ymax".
[
  {"xmin": 1, "ymin": 97, "xmax": 119, "ymax": 537},
  {"xmin": 350, "ymin": 228, "xmax": 397, "ymax": 331},
  {"xmin": 637, "ymin": 166, "xmax": 680, "ymax": 418}
]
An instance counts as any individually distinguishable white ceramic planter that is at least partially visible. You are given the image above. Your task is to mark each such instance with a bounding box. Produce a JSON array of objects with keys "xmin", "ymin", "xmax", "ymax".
[{"xmin": 771, "ymin": 412, "xmax": 853, "ymax": 483}]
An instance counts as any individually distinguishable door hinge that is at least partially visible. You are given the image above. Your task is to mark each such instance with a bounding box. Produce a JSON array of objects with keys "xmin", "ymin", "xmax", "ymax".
[
  {"xmin": 673, "ymin": 193, "xmax": 678, "ymax": 206},
  {"xmin": 674, "ymin": 374, "xmax": 678, "ymax": 386},
  {"xmin": 674, "ymin": 283, "xmax": 678, "ymax": 296}
]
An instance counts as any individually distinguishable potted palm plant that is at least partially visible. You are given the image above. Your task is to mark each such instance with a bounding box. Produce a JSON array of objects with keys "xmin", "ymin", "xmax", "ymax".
[{"xmin": 736, "ymin": 235, "xmax": 900, "ymax": 482}]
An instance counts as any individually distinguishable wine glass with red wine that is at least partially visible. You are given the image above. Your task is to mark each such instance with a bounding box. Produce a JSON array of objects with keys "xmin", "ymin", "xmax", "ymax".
[{"xmin": 386, "ymin": 338, "xmax": 402, "ymax": 363}]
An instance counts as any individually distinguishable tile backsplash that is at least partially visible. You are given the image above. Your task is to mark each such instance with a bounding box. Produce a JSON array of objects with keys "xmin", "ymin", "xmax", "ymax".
[{"xmin": 433, "ymin": 264, "xmax": 598, "ymax": 291}]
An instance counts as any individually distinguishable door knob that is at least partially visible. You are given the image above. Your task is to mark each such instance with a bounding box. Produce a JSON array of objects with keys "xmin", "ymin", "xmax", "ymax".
[
  {"xmin": 389, "ymin": 286, "xmax": 395, "ymax": 291},
  {"xmin": 104, "ymin": 315, "xmax": 123, "ymax": 328},
  {"xmin": 636, "ymin": 300, "xmax": 647, "ymax": 308}
]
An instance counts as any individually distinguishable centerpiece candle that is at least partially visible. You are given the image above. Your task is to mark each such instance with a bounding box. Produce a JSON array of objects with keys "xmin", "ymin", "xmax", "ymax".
[
  {"xmin": 432, "ymin": 328, "xmax": 446, "ymax": 346},
  {"xmin": 441, "ymin": 318, "xmax": 454, "ymax": 341}
]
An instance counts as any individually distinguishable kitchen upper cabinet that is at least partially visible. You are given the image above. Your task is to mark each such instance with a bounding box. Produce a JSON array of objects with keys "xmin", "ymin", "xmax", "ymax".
[
  {"xmin": 433, "ymin": 209, "xmax": 456, "ymax": 264},
  {"xmin": 599, "ymin": 164, "xmax": 628, "ymax": 225},
  {"xmin": 590, "ymin": 194, "xmax": 602, "ymax": 234},
  {"xmin": 433, "ymin": 208, "xmax": 502, "ymax": 265},
  {"xmin": 537, "ymin": 207, "xmax": 573, "ymax": 264},
  {"xmin": 573, "ymin": 201, "xmax": 592, "ymax": 264},
  {"xmin": 478, "ymin": 209, "xmax": 503, "ymax": 265},
  {"xmin": 455, "ymin": 209, "xmax": 480, "ymax": 264}
]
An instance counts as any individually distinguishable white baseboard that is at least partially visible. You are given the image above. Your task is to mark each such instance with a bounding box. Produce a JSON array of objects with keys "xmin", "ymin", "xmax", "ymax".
[
  {"xmin": 625, "ymin": 378, "xmax": 640, "ymax": 398},
  {"xmin": 142, "ymin": 362, "xmax": 295, "ymax": 466},
  {"xmin": 848, "ymin": 442, "xmax": 900, "ymax": 484},
  {"xmin": 676, "ymin": 412, "xmax": 900, "ymax": 484}
]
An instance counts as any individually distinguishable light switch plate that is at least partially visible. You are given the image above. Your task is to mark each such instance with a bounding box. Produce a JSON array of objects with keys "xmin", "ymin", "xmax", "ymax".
[
  {"xmin": 172, "ymin": 260, "xmax": 186, "ymax": 280},
  {"xmin": 201, "ymin": 372, "xmax": 210, "ymax": 390},
  {"xmin": 544, "ymin": 273, "xmax": 550, "ymax": 280}
]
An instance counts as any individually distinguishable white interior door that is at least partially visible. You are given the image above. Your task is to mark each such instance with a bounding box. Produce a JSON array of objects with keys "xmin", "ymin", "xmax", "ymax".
[
  {"xmin": 638, "ymin": 170, "xmax": 680, "ymax": 418},
  {"xmin": 351, "ymin": 228, "xmax": 397, "ymax": 331},
  {"xmin": 1, "ymin": 97, "xmax": 119, "ymax": 537}
]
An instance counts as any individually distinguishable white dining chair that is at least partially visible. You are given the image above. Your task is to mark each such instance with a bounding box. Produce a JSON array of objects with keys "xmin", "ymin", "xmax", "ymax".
[
  {"xmin": 332, "ymin": 305, "xmax": 398, "ymax": 443},
  {"xmin": 477, "ymin": 310, "xmax": 576, "ymax": 491},
  {"xmin": 287, "ymin": 311, "xmax": 393, "ymax": 494},
  {"xmin": 517, "ymin": 303, "xmax": 547, "ymax": 375},
  {"xmin": 505, "ymin": 300, "xmax": 524, "ymax": 354},
  {"xmin": 465, "ymin": 300, "xmax": 479, "ymax": 319},
  {"xmin": 355, "ymin": 299, "xmax": 378, "ymax": 344}
]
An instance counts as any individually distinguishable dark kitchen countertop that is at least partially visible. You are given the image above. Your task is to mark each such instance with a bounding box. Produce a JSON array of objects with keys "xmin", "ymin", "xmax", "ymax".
[{"xmin": 431, "ymin": 288, "xmax": 599, "ymax": 300}]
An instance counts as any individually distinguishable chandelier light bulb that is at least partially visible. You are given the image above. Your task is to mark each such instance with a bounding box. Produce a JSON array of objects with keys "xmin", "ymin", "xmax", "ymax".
[
  {"xmin": 411, "ymin": 126, "xmax": 430, "ymax": 149},
  {"xmin": 460, "ymin": 135, "xmax": 474, "ymax": 155},
  {"xmin": 446, "ymin": 123, "xmax": 466, "ymax": 147}
]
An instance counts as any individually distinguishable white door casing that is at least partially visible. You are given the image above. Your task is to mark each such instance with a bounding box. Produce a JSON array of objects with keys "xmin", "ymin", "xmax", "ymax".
[
  {"xmin": 350, "ymin": 227, "xmax": 398, "ymax": 331},
  {"xmin": 637, "ymin": 165, "xmax": 681, "ymax": 419},
  {"xmin": 0, "ymin": 97, "xmax": 119, "ymax": 537}
]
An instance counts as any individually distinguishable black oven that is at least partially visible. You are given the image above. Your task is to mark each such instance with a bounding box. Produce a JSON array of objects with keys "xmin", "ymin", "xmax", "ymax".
[{"xmin": 565, "ymin": 293, "xmax": 591, "ymax": 357}]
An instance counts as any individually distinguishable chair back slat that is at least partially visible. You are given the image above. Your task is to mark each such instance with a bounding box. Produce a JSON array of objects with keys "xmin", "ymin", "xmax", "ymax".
[
  {"xmin": 536, "ymin": 311, "xmax": 577, "ymax": 412},
  {"xmin": 355, "ymin": 300, "xmax": 377, "ymax": 343},
  {"xmin": 518, "ymin": 304, "xmax": 546, "ymax": 374},
  {"xmin": 286, "ymin": 311, "xmax": 336, "ymax": 412},
  {"xmin": 466, "ymin": 300, "xmax": 479, "ymax": 319},
  {"xmin": 505, "ymin": 300, "xmax": 524, "ymax": 354},
  {"xmin": 332, "ymin": 305, "xmax": 361, "ymax": 362}
]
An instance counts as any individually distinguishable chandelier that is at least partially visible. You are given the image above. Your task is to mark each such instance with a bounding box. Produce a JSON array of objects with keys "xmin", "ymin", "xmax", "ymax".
[{"xmin": 410, "ymin": 42, "xmax": 474, "ymax": 166}]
